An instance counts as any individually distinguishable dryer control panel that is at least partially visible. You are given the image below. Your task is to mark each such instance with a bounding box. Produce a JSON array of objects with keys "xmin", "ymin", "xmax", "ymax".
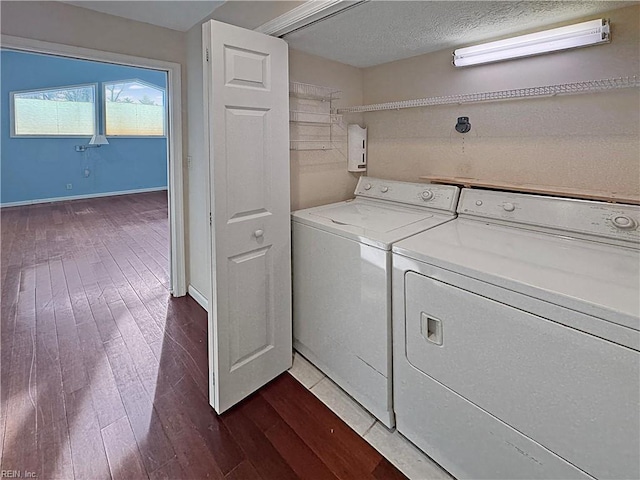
[
  {"xmin": 458, "ymin": 188, "xmax": 640, "ymax": 246},
  {"xmin": 355, "ymin": 177, "xmax": 460, "ymax": 212}
]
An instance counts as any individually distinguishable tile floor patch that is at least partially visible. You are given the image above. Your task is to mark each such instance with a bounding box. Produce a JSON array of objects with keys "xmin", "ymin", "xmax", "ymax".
[
  {"xmin": 310, "ymin": 377, "xmax": 376, "ymax": 436},
  {"xmin": 364, "ymin": 422, "xmax": 453, "ymax": 480},
  {"xmin": 288, "ymin": 352, "xmax": 325, "ymax": 389}
]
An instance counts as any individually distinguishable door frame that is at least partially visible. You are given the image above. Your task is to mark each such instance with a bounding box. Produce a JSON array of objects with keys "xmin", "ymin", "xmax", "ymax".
[{"xmin": 1, "ymin": 34, "xmax": 187, "ymax": 296}]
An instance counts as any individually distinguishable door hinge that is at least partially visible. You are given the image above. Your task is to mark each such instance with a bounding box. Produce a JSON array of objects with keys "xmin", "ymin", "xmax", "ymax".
[
  {"xmin": 209, "ymin": 212, "xmax": 212, "ymax": 226},
  {"xmin": 206, "ymin": 48, "xmax": 209, "ymax": 62}
]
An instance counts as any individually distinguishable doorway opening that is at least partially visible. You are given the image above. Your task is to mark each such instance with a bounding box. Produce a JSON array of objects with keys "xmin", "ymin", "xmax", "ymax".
[
  {"xmin": 0, "ymin": 37, "xmax": 196, "ymax": 480},
  {"xmin": 1, "ymin": 34, "xmax": 185, "ymax": 295}
]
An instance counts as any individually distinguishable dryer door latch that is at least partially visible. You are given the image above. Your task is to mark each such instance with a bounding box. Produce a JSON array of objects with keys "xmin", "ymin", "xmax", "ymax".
[{"xmin": 421, "ymin": 313, "xmax": 443, "ymax": 346}]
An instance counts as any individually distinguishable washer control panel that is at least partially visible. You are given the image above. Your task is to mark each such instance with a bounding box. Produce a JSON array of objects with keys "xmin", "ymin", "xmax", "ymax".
[
  {"xmin": 355, "ymin": 177, "xmax": 460, "ymax": 212},
  {"xmin": 458, "ymin": 188, "xmax": 640, "ymax": 245}
]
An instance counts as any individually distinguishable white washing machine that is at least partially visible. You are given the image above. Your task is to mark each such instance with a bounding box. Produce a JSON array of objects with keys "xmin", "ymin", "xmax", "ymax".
[
  {"xmin": 292, "ymin": 177, "xmax": 460, "ymax": 427},
  {"xmin": 392, "ymin": 188, "xmax": 640, "ymax": 479}
]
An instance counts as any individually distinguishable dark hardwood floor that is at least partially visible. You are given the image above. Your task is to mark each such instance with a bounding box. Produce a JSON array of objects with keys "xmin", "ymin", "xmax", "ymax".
[{"xmin": 0, "ymin": 192, "xmax": 405, "ymax": 480}]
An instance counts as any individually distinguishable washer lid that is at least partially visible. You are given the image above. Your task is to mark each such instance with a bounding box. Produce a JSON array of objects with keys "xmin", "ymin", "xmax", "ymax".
[
  {"xmin": 292, "ymin": 198, "xmax": 455, "ymax": 250},
  {"xmin": 393, "ymin": 219, "xmax": 640, "ymax": 332},
  {"xmin": 310, "ymin": 202, "xmax": 433, "ymax": 232}
]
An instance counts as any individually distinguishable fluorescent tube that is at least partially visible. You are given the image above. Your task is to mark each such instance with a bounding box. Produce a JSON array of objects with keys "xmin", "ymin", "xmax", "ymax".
[{"xmin": 453, "ymin": 19, "xmax": 610, "ymax": 67}]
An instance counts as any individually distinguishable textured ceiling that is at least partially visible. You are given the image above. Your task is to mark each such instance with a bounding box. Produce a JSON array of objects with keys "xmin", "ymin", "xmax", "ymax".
[
  {"xmin": 62, "ymin": 1, "xmax": 226, "ymax": 31},
  {"xmin": 284, "ymin": 1, "xmax": 637, "ymax": 68}
]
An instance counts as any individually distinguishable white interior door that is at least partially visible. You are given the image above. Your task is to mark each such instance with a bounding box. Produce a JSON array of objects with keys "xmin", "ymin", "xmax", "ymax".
[{"xmin": 203, "ymin": 20, "xmax": 291, "ymax": 413}]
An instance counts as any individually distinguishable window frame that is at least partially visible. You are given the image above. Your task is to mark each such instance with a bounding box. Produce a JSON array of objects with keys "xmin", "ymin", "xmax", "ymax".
[
  {"xmin": 10, "ymin": 82, "xmax": 98, "ymax": 138},
  {"xmin": 102, "ymin": 78, "xmax": 167, "ymax": 138}
]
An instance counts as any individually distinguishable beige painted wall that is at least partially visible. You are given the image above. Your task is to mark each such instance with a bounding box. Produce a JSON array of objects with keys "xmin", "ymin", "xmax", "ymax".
[
  {"xmin": 185, "ymin": 24, "xmax": 209, "ymax": 301},
  {"xmin": 0, "ymin": 1, "xmax": 185, "ymax": 63},
  {"xmin": 362, "ymin": 4, "xmax": 640, "ymax": 198},
  {"xmin": 288, "ymin": 48, "xmax": 364, "ymax": 211}
]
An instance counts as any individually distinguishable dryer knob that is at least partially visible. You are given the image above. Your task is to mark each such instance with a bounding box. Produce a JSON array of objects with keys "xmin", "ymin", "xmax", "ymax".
[
  {"xmin": 381, "ymin": 186, "xmax": 389, "ymax": 193},
  {"xmin": 364, "ymin": 183, "xmax": 372, "ymax": 190},
  {"xmin": 503, "ymin": 202, "xmax": 515, "ymax": 212},
  {"xmin": 611, "ymin": 215, "xmax": 637, "ymax": 230},
  {"xmin": 421, "ymin": 190, "xmax": 434, "ymax": 201}
]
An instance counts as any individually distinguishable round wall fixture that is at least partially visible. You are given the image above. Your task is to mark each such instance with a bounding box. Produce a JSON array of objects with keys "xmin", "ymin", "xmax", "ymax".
[{"xmin": 455, "ymin": 116, "xmax": 471, "ymax": 133}]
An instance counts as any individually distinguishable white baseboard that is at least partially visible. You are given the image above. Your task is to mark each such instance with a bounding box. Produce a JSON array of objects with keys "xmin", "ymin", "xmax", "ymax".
[
  {"xmin": 0, "ymin": 186, "xmax": 168, "ymax": 208},
  {"xmin": 188, "ymin": 284, "xmax": 209, "ymax": 312}
]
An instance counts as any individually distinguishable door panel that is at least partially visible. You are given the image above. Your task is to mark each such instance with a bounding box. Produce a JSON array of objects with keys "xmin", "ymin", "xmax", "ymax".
[
  {"xmin": 204, "ymin": 20, "xmax": 291, "ymax": 414},
  {"xmin": 224, "ymin": 45, "xmax": 270, "ymax": 89},
  {"xmin": 228, "ymin": 246, "xmax": 273, "ymax": 370},
  {"xmin": 224, "ymin": 107, "xmax": 270, "ymax": 220}
]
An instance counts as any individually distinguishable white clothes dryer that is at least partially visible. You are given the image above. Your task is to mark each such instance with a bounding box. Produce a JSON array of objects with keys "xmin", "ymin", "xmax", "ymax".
[
  {"xmin": 392, "ymin": 188, "xmax": 640, "ymax": 479},
  {"xmin": 292, "ymin": 177, "xmax": 460, "ymax": 427}
]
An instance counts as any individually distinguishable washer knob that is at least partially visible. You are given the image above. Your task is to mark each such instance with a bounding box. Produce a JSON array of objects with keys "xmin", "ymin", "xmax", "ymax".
[
  {"xmin": 421, "ymin": 190, "xmax": 433, "ymax": 201},
  {"xmin": 381, "ymin": 186, "xmax": 389, "ymax": 193},
  {"xmin": 503, "ymin": 202, "xmax": 515, "ymax": 212},
  {"xmin": 611, "ymin": 215, "xmax": 637, "ymax": 230},
  {"xmin": 364, "ymin": 183, "xmax": 372, "ymax": 190}
]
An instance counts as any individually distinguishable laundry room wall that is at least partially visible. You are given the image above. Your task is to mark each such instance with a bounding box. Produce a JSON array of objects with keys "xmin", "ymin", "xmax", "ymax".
[
  {"xmin": 288, "ymin": 48, "xmax": 365, "ymax": 211},
  {"xmin": 361, "ymin": 4, "xmax": 640, "ymax": 198}
]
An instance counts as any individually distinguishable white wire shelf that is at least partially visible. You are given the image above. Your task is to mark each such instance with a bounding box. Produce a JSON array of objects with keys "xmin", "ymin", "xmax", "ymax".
[
  {"xmin": 289, "ymin": 110, "xmax": 342, "ymax": 124},
  {"xmin": 337, "ymin": 75, "xmax": 640, "ymax": 113},
  {"xmin": 290, "ymin": 81, "xmax": 340, "ymax": 101},
  {"xmin": 290, "ymin": 140, "xmax": 335, "ymax": 151}
]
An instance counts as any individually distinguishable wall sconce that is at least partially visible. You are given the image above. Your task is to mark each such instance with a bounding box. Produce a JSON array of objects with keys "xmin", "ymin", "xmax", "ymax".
[
  {"xmin": 453, "ymin": 19, "xmax": 610, "ymax": 67},
  {"xmin": 75, "ymin": 134, "xmax": 109, "ymax": 152}
]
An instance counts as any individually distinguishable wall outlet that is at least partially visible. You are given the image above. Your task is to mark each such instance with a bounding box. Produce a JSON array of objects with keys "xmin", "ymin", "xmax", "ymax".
[
  {"xmin": 187, "ymin": 155, "xmax": 193, "ymax": 169},
  {"xmin": 66, "ymin": 183, "xmax": 73, "ymax": 190}
]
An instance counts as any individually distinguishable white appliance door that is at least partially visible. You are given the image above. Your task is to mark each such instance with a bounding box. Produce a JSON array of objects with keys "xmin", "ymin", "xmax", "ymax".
[
  {"xmin": 203, "ymin": 20, "xmax": 291, "ymax": 414},
  {"xmin": 404, "ymin": 271, "xmax": 639, "ymax": 480}
]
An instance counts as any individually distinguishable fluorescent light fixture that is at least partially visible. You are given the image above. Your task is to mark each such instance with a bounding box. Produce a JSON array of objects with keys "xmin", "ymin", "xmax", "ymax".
[
  {"xmin": 76, "ymin": 134, "xmax": 109, "ymax": 152},
  {"xmin": 453, "ymin": 19, "xmax": 610, "ymax": 67}
]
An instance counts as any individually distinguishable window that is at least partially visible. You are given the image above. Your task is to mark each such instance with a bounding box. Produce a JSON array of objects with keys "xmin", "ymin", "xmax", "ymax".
[
  {"xmin": 104, "ymin": 79, "xmax": 165, "ymax": 136},
  {"xmin": 11, "ymin": 84, "xmax": 96, "ymax": 137}
]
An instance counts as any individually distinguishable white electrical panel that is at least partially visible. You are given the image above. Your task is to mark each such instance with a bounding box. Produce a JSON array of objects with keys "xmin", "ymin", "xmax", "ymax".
[{"xmin": 347, "ymin": 124, "xmax": 367, "ymax": 172}]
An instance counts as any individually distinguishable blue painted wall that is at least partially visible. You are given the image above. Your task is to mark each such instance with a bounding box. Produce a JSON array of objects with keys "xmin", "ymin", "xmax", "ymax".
[{"xmin": 1, "ymin": 50, "xmax": 168, "ymax": 205}]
